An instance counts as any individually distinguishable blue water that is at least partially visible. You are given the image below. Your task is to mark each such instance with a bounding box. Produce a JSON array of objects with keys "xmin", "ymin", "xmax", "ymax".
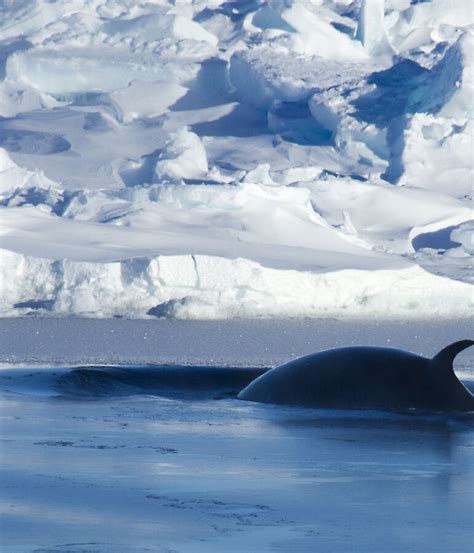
[
  {"xmin": 1, "ymin": 361, "xmax": 473, "ymax": 553},
  {"xmin": 1, "ymin": 319, "xmax": 473, "ymax": 552}
]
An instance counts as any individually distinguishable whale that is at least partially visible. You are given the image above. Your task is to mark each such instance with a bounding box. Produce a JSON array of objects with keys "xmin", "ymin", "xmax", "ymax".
[{"xmin": 238, "ymin": 340, "xmax": 474, "ymax": 412}]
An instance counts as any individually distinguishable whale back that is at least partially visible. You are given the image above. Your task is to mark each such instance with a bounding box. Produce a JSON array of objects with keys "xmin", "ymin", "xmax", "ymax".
[
  {"xmin": 239, "ymin": 346, "xmax": 430, "ymax": 410},
  {"xmin": 239, "ymin": 343, "xmax": 474, "ymax": 412}
]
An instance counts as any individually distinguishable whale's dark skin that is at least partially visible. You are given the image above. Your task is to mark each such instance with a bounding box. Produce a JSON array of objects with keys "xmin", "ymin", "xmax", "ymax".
[{"xmin": 238, "ymin": 340, "xmax": 474, "ymax": 412}]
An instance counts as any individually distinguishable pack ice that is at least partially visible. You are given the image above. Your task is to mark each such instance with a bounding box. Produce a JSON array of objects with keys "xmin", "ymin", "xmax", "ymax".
[{"xmin": 0, "ymin": 0, "xmax": 472, "ymax": 320}]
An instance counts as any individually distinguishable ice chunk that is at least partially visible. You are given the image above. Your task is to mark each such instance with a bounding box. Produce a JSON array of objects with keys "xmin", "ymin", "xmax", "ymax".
[
  {"xmin": 308, "ymin": 99, "xmax": 341, "ymax": 135},
  {"xmin": 108, "ymin": 81, "xmax": 188, "ymax": 123},
  {"xmin": 306, "ymin": 34, "xmax": 472, "ymax": 178},
  {"xmin": 451, "ymin": 222, "xmax": 474, "ymax": 256},
  {"xmin": 0, "ymin": 0, "xmax": 70, "ymax": 41},
  {"xmin": 0, "ymin": 148, "xmax": 20, "ymax": 173},
  {"xmin": 356, "ymin": 0, "xmax": 392, "ymax": 56},
  {"xmin": 243, "ymin": 164, "xmax": 277, "ymax": 186},
  {"xmin": 263, "ymin": 0, "xmax": 368, "ymax": 61},
  {"xmin": 439, "ymin": 31, "xmax": 474, "ymax": 119},
  {"xmin": 387, "ymin": 0, "xmax": 474, "ymax": 55},
  {"xmin": 155, "ymin": 128, "xmax": 208, "ymax": 182},
  {"xmin": 0, "ymin": 148, "xmax": 59, "ymax": 195},
  {"xmin": 399, "ymin": 115, "xmax": 474, "ymax": 198},
  {"xmin": 6, "ymin": 47, "xmax": 201, "ymax": 95},
  {"xmin": 272, "ymin": 166, "xmax": 323, "ymax": 186},
  {"xmin": 102, "ymin": 14, "xmax": 218, "ymax": 47},
  {"xmin": 230, "ymin": 46, "xmax": 370, "ymax": 110},
  {"xmin": 0, "ymin": 80, "xmax": 63, "ymax": 117}
]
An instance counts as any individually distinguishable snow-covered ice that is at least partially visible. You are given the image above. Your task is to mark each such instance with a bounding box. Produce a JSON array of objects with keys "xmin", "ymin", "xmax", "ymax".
[{"xmin": 0, "ymin": 0, "xmax": 472, "ymax": 320}]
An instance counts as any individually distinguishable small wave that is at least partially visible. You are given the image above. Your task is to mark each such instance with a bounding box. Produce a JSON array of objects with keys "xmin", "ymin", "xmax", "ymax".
[{"xmin": 0, "ymin": 365, "xmax": 268, "ymax": 400}]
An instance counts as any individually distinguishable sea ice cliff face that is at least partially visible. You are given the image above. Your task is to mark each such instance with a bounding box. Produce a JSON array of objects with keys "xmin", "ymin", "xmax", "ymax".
[{"xmin": 0, "ymin": 0, "xmax": 472, "ymax": 319}]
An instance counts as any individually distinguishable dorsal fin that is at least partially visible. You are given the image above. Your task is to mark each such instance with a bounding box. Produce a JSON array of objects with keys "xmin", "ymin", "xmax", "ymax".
[{"xmin": 432, "ymin": 340, "xmax": 474, "ymax": 370}]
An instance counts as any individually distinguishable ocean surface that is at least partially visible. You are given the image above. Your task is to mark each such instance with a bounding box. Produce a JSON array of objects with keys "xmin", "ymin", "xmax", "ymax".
[{"xmin": 1, "ymin": 318, "xmax": 473, "ymax": 552}]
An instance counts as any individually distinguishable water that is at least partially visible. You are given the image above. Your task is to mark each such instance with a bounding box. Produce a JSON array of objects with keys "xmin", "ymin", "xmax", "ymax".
[
  {"xmin": 1, "ymin": 319, "xmax": 473, "ymax": 552},
  {"xmin": 1, "ymin": 317, "xmax": 473, "ymax": 369}
]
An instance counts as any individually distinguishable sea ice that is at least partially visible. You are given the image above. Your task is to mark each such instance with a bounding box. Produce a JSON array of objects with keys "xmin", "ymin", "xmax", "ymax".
[{"xmin": 0, "ymin": 0, "xmax": 471, "ymax": 320}]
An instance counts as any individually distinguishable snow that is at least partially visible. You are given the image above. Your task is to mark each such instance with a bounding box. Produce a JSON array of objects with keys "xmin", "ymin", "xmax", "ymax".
[{"xmin": 0, "ymin": 0, "xmax": 472, "ymax": 320}]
